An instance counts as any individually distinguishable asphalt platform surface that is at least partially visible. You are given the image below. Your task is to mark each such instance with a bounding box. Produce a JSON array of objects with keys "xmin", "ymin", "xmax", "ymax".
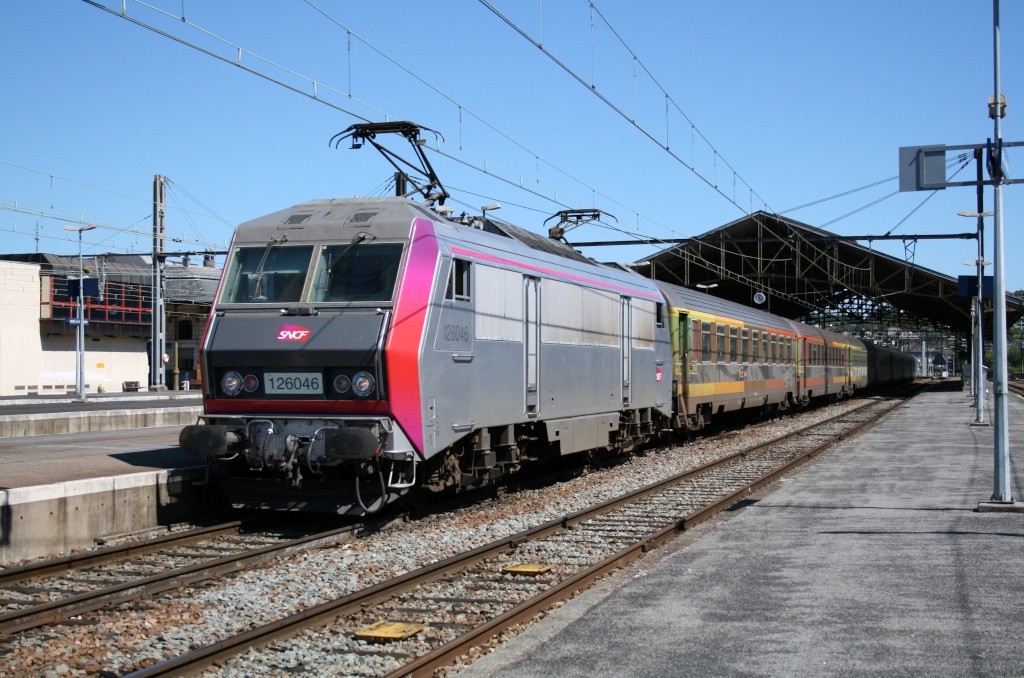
[
  {"xmin": 458, "ymin": 382, "xmax": 1024, "ymax": 677},
  {"xmin": 0, "ymin": 391, "xmax": 202, "ymax": 489}
]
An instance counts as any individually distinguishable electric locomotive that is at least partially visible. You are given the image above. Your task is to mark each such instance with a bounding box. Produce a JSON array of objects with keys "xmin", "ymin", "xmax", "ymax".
[{"xmin": 181, "ymin": 196, "xmax": 674, "ymax": 513}]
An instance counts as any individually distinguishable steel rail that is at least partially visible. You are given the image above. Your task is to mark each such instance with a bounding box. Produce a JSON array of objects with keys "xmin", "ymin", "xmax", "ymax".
[
  {"xmin": 0, "ymin": 520, "xmax": 250, "ymax": 587},
  {"xmin": 0, "ymin": 521, "xmax": 362, "ymax": 637},
  {"xmin": 395, "ymin": 394, "xmax": 910, "ymax": 676},
  {"xmin": 1008, "ymin": 380, "xmax": 1023, "ymax": 398},
  {"xmin": 126, "ymin": 391, "xmax": 915, "ymax": 678}
]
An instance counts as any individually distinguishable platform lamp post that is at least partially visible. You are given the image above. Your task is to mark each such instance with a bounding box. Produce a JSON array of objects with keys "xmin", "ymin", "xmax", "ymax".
[
  {"xmin": 959, "ymin": 209, "xmax": 993, "ymax": 425},
  {"xmin": 65, "ymin": 224, "xmax": 96, "ymax": 401},
  {"xmin": 696, "ymin": 283, "xmax": 718, "ymax": 295}
]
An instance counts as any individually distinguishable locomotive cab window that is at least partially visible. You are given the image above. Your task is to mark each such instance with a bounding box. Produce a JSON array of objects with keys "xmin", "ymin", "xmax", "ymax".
[
  {"xmin": 445, "ymin": 259, "xmax": 472, "ymax": 302},
  {"xmin": 310, "ymin": 242, "xmax": 403, "ymax": 303},
  {"xmin": 221, "ymin": 244, "xmax": 314, "ymax": 304}
]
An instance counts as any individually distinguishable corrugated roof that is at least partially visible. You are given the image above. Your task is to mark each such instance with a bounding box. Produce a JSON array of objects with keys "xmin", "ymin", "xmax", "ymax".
[{"xmin": 639, "ymin": 211, "xmax": 1023, "ymax": 335}]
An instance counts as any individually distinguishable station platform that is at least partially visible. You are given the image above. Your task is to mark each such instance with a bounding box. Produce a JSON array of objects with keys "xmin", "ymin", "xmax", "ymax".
[
  {"xmin": 459, "ymin": 382, "xmax": 1024, "ymax": 677},
  {"xmin": 0, "ymin": 394, "xmax": 211, "ymax": 564},
  {"xmin": 0, "ymin": 390, "xmax": 202, "ymax": 437}
]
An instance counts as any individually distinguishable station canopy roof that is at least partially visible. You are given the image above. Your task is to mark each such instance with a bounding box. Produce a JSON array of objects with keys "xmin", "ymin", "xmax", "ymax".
[{"xmin": 633, "ymin": 211, "xmax": 1023, "ymax": 336}]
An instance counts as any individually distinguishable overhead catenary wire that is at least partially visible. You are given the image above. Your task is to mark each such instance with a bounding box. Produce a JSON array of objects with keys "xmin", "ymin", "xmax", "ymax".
[
  {"xmin": 0, "ymin": 198, "xmax": 227, "ymax": 253},
  {"xmin": 79, "ymin": 0, "xmax": 682, "ymax": 245},
  {"xmin": 301, "ymin": 0, "xmax": 681, "ymax": 239},
  {"xmin": 476, "ymin": 0, "xmax": 773, "ymax": 217},
  {"xmin": 2, "ymin": 160, "xmax": 237, "ymax": 246},
  {"xmin": 64, "ymin": 0, "xmax": 967, "ymax": 301}
]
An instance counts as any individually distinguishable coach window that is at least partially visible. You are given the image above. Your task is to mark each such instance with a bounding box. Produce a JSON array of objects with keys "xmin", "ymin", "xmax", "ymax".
[
  {"xmin": 656, "ymin": 303, "xmax": 665, "ymax": 328},
  {"xmin": 741, "ymin": 329, "xmax": 750, "ymax": 362},
  {"xmin": 752, "ymin": 330, "xmax": 760, "ymax": 363},
  {"xmin": 445, "ymin": 259, "xmax": 472, "ymax": 302},
  {"xmin": 701, "ymin": 321, "xmax": 711, "ymax": 362},
  {"xmin": 690, "ymin": 320, "xmax": 701, "ymax": 362},
  {"xmin": 729, "ymin": 327, "xmax": 738, "ymax": 363},
  {"xmin": 716, "ymin": 324, "xmax": 725, "ymax": 363}
]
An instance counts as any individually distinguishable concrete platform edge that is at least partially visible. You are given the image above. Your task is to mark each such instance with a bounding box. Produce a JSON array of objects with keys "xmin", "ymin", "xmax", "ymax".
[
  {"xmin": 0, "ymin": 465, "xmax": 212, "ymax": 565},
  {"xmin": 0, "ymin": 407, "xmax": 202, "ymax": 437}
]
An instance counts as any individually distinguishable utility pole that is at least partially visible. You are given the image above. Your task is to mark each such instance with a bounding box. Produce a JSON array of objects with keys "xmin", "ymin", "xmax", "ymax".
[
  {"xmin": 150, "ymin": 175, "xmax": 167, "ymax": 391},
  {"xmin": 65, "ymin": 224, "xmax": 96, "ymax": 400},
  {"xmin": 987, "ymin": 0, "xmax": 1012, "ymax": 505}
]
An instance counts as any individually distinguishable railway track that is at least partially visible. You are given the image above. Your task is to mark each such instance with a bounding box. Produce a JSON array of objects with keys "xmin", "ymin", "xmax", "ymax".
[
  {"xmin": 1009, "ymin": 379, "xmax": 1024, "ymax": 398},
  {"xmin": 126, "ymin": 389, "xmax": 917, "ymax": 677},
  {"xmin": 0, "ymin": 517, "xmax": 365, "ymax": 637}
]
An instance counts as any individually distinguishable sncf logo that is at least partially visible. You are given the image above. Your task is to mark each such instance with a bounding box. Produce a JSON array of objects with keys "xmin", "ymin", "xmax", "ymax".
[{"xmin": 277, "ymin": 324, "xmax": 312, "ymax": 342}]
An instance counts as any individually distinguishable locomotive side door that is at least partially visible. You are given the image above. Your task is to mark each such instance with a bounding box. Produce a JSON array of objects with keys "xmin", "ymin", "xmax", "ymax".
[
  {"xmin": 621, "ymin": 296, "xmax": 632, "ymax": 406},
  {"xmin": 524, "ymin": 276, "xmax": 540, "ymax": 415}
]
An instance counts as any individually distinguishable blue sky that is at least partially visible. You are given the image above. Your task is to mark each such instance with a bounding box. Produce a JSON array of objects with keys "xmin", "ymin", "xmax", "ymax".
[{"xmin": 2, "ymin": 1, "xmax": 1022, "ymax": 291}]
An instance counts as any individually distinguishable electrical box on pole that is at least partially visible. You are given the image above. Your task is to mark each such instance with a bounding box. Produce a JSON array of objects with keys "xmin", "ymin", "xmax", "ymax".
[{"xmin": 150, "ymin": 174, "xmax": 167, "ymax": 391}]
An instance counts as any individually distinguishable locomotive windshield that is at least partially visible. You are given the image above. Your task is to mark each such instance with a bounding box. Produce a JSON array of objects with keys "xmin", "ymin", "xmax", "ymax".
[
  {"xmin": 309, "ymin": 242, "xmax": 403, "ymax": 303},
  {"xmin": 220, "ymin": 244, "xmax": 314, "ymax": 304},
  {"xmin": 219, "ymin": 241, "xmax": 403, "ymax": 305}
]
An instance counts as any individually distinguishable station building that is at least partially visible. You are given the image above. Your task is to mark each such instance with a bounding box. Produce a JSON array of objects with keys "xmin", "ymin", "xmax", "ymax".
[{"xmin": 0, "ymin": 254, "xmax": 219, "ymax": 397}]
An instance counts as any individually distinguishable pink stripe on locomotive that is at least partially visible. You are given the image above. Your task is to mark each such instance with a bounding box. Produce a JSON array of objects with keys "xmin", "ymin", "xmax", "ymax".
[{"xmin": 384, "ymin": 217, "xmax": 440, "ymax": 456}]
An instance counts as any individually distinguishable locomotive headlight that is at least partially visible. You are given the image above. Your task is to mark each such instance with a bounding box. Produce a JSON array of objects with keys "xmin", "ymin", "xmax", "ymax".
[
  {"xmin": 221, "ymin": 371, "xmax": 243, "ymax": 396},
  {"xmin": 352, "ymin": 371, "xmax": 375, "ymax": 397},
  {"xmin": 241, "ymin": 374, "xmax": 260, "ymax": 393},
  {"xmin": 333, "ymin": 374, "xmax": 352, "ymax": 394}
]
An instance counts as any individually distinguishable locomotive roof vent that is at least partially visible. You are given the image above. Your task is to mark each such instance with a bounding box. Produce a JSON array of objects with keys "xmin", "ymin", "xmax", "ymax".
[
  {"xmin": 349, "ymin": 210, "xmax": 380, "ymax": 225},
  {"xmin": 283, "ymin": 212, "xmax": 314, "ymax": 226}
]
